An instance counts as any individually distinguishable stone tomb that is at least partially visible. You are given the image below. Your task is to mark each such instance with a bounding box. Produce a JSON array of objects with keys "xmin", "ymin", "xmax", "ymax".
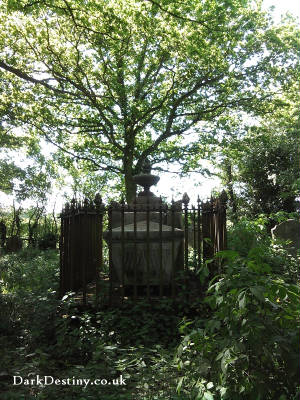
[
  {"xmin": 104, "ymin": 158, "xmax": 185, "ymax": 292},
  {"xmin": 108, "ymin": 218, "xmax": 184, "ymax": 286}
]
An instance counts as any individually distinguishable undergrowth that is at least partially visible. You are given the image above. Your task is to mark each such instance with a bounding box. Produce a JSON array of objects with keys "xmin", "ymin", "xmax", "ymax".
[{"xmin": 0, "ymin": 219, "xmax": 299, "ymax": 399}]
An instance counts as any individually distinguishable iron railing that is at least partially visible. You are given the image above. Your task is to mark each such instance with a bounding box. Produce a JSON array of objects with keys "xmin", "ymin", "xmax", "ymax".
[{"xmin": 59, "ymin": 192, "xmax": 227, "ymax": 305}]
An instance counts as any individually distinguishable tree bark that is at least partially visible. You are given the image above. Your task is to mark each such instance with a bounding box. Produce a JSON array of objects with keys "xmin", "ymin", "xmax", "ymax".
[
  {"xmin": 224, "ymin": 161, "xmax": 238, "ymax": 221},
  {"xmin": 124, "ymin": 172, "xmax": 137, "ymax": 204},
  {"xmin": 123, "ymin": 152, "xmax": 137, "ymax": 204}
]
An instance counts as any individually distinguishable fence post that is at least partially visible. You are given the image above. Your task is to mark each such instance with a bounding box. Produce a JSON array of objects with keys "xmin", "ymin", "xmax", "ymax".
[
  {"xmin": 133, "ymin": 198, "xmax": 138, "ymax": 299},
  {"xmin": 69, "ymin": 199, "xmax": 76, "ymax": 292},
  {"xmin": 219, "ymin": 190, "xmax": 228, "ymax": 251},
  {"xmin": 59, "ymin": 209, "xmax": 65, "ymax": 297},
  {"xmin": 197, "ymin": 196, "xmax": 202, "ymax": 271},
  {"xmin": 159, "ymin": 198, "xmax": 163, "ymax": 298},
  {"xmin": 202, "ymin": 200, "xmax": 213, "ymax": 261},
  {"xmin": 95, "ymin": 193, "xmax": 103, "ymax": 307},
  {"xmin": 146, "ymin": 196, "xmax": 150, "ymax": 299},
  {"xmin": 171, "ymin": 199, "xmax": 175, "ymax": 298},
  {"xmin": 121, "ymin": 198, "xmax": 125, "ymax": 302},
  {"xmin": 183, "ymin": 193, "xmax": 189, "ymax": 272},
  {"xmin": 108, "ymin": 204, "xmax": 113, "ymax": 305}
]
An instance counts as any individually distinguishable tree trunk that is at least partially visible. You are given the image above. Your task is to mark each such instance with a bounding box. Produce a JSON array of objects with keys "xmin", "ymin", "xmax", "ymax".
[
  {"xmin": 224, "ymin": 161, "xmax": 238, "ymax": 221},
  {"xmin": 125, "ymin": 174, "xmax": 136, "ymax": 204},
  {"xmin": 124, "ymin": 160, "xmax": 137, "ymax": 204}
]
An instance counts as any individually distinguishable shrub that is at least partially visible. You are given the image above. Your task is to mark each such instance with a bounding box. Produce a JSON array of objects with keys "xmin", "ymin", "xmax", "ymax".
[
  {"xmin": 5, "ymin": 236, "xmax": 22, "ymax": 252},
  {"xmin": 176, "ymin": 246, "xmax": 300, "ymax": 399},
  {"xmin": 38, "ymin": 232, "xmax": 57, "ymax": 250}
]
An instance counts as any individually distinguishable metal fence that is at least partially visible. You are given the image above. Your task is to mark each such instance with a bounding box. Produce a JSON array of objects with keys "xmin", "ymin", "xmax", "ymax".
[{"xmin": 59, "ymin": 192, "xmax": 227, "ymax": 305}]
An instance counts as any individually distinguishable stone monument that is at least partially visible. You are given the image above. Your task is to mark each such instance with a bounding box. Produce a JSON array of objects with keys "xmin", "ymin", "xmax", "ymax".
[
  {"xmin": 271, "ymin": 219, "xmax": 300, "ymax": 256},
  {"xmin": 104, "ymin": 158, "xmax": 185, "ymax": 290}
]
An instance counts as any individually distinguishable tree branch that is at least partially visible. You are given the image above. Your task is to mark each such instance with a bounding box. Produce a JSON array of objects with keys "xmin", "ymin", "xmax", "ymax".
[
  {"xmin": 144, "ymin": 0, "xmax": 210, "ymax": 27},
  {"xmin": 0, "ymin": 60, "xmax": 77, "ymax": 97}
]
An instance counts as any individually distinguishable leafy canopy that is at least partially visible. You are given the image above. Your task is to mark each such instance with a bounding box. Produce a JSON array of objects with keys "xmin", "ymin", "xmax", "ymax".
[
  {"xmin": 213, "ymin": 83, "xmax": 300, "ymax": 218},
  {"xmin": 0, "ymin": 0, "xmax": 299, "ymax": 201}
]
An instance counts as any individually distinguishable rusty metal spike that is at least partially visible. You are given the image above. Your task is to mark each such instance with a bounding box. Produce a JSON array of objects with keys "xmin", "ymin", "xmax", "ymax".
[
  {"xmin": 94, "ymin": 193, "xmax": 102, "ymax": 205},
  {"xmin": 70, "ymin": 198, "xmax": 76, "ymax": 210},
  {"xmin": 219, "ymin": 189, "xmax": 228, "ymax": 204},
  {"xmin": 83, "ymin": 197, "xmax": 89, "ymax": 209},
  {"xmin": 182, "ymin": 192, "xmax": 190, "ymax": 204}
]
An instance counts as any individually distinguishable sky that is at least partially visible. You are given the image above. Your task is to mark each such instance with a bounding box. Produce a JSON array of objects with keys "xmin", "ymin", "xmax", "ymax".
[
  {"xmin": 1, "ymin": 0, "xmax": 299, "ymax": 212},
  {"xmin": 262, "ymin": 0, "xmax": 300, "ymax": 21}
]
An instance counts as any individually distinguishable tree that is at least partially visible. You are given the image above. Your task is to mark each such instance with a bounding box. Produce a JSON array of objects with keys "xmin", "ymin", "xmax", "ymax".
[
  {"xmin": 0, "ymin": 131, "xmax": 26, "ymax": 193},
  {"xmin": 0, "ymin": 0, "xmax": 299, "ymax": 202},
  {"xmin": 0, "ymin": 128, "xmax": 56, "ymax": 203},
  {"xmin": 214, "ymin": 86, "xmax": 300, "ymax": 219}
]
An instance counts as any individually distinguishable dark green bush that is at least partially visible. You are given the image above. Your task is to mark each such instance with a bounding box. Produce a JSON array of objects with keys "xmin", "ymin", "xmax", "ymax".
[
  {"xmin": 38, "ymin": 232, "xmax": 57, "ymax": 250},
  {"xmin": 0, "ymin": 228, "xmax": 299, "ymax": 400},
  {"xmin": 176, "ymin": 245, "xmax": 300, "ymax": 399},
  {"xmin": 5, "ymin": 235, "xmax": 22, "ymax": 252},
  {"xmin": 227, "ymin": 216, "xmax": 270, "ymax": 256}
]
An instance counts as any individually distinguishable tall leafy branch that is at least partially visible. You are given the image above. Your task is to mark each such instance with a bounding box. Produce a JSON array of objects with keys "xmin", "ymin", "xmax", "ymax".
[{"xmin": 0, "ymin": 0, "xmax": 298, "ymax": 201}]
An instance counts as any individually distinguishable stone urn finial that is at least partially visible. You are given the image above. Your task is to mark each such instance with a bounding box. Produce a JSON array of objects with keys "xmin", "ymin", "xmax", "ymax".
[
  {"xmin": 133, "ymin": 157, "xmax": 160, "ymax": 199},
  {"xmin": 141, "ymin": 157, "xmax": 152, "ymax": 174}
]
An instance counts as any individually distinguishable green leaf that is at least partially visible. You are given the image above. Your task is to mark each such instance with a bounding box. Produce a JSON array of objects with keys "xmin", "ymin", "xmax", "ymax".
[
  {"xmin": 176, "ymin": 376, "xmax": 184, "ymax": 394},
  {"xmin": 215, "ymin": 250, "xmax": 239, "ymax": 261},
  {"xmin": 206, "ymin": 382, "xmax": 214, "ymax": 389},
  {"xmin": 250, "ymin": 286, "xmax": 265, "ymax": 302},
  {"xmin": 238, "ymin": 293, "xmax": 247, "ymax": 309},
  {"xmin": 203, "ymin": 391, "xmax": 214, "ymax": 400}
]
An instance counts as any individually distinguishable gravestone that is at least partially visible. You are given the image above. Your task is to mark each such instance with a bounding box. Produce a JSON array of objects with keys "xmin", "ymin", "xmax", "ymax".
[{"xmin": 271, "ymin": 219, "xmax": 300, "ymax": 256}]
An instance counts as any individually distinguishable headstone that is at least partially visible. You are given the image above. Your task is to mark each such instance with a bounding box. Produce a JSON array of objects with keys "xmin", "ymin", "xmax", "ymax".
[{"xmin": 271, "ymin": 219, "xmax": 300, "ymax": 256}]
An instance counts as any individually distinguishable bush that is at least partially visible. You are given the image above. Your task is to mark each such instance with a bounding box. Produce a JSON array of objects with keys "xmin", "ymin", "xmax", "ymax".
[
  {"xmin": 5, "ymin": 236, "xmax": 22, "ymax": 252},
  {"xmin": 227, "ymin": 216, "xmax": 270, "ymax": 257},
  {"xmin": 175, "ymin": 245, "xmax": 300, "ymax": 399},
  {"xmin": 38, "ymin": 232, "xmax": 57, "ymax": 250},
  {"xmin": 0, "ymin": 249, "xmax": 59, "ymax": 344}
]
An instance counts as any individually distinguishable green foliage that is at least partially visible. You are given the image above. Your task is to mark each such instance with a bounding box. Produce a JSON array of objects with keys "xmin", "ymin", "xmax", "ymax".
[
  {"xmin": 227, "ymin": 216, "xmax": 270, "ymax": 256},
  {"xmin": 215, "ymin": 85, "xmax": 300, "ymax": 219},
  {"xmin": 0, "ymin": 248, "xmax": 59, "ymax": 294},
  {"xmin": 0, "ymin": 159, "xmax": 25, "ymax": 194},
  {"xmin": 0, "ymin": 0, "xmax": 298, "ymax": 201},
  {"xmin": 0, "ymin": 131, "xmax": 55, "ymax": 202},
  {"xmin": 176, "ymin": 243, "xmax": 300, "ymax": 399},
  {"xmin": 0, "ymin": 204, "xmax": 59, "ymax": 250},
  {"xmin": 0, "ymin": 221, "xmax": 299, "ymax": 399},
  {"xmin": 38, "ymin": 232, "xmax": 57, "ymax": 250},
  {"xmin": 227, "ymin": 216, "xmax": 299, "ymax": 281}
]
